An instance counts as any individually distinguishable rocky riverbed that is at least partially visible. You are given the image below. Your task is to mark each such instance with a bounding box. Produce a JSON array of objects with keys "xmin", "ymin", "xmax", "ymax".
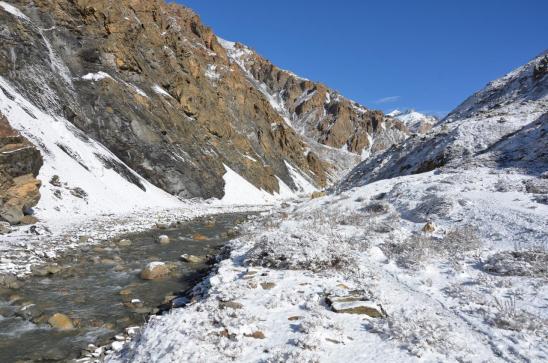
[{"xmin": 0, "ymin": 213, "xmax": 250, "ymax": 362}]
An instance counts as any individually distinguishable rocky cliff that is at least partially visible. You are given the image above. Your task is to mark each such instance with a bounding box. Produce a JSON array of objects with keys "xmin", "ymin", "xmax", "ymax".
[
  {"xmin": 218, "ymin": 39, "xmax": 409, "ymax": 157},
  {"xmin": 0, "ymin": 112, "xmax": 42, "ymax": 225},
  {"xmin": 0, "ymin": 0, "xmax": 337, "ymax": 200}
]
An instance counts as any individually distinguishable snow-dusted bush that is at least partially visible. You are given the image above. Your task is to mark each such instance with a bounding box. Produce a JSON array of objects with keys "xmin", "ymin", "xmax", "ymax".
[
  {"xmin": 485, "ymin": 296, "xmax": 547, "ymax": 333},
  {"xmin": 410, "ymin": 195, "xmax": 457, "ymax": 222},
  {"xmin": 524, "ymin": 178, "xmax": 548, "ymax": 194},
  {"xmin": 483, "ymin": 250, "xmax": 548, "ymax": 277},
  {"xmin": 365, "ymin": 309, "xmax": 465, "ymax": 357},
  {"xmin": 244, "ymin": 229, "xmax": 356, "ymax": 272},
  {"xmin": 359, "ymin": 201, "xmax": 392, "ymax": 215},
  {"xmin": 380, "ymin": 226, "xmax": 481, "ymax": 268}
]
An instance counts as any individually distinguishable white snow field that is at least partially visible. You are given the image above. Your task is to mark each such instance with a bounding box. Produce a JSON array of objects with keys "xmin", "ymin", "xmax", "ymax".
[{"xmin": 107, "ymin": 166, "xmax": 547, "ymax": 363}]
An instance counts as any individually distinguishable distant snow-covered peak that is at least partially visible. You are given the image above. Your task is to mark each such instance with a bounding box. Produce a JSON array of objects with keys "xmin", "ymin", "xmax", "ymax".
[{"xmin": 388, "ymin": 109, "xmax": 437, "ymax": 133}]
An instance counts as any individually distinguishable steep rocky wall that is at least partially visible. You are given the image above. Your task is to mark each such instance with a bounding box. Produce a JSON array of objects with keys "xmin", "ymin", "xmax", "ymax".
[
  {"xmin": 0, "ymin": 113, "xmax": 42, "ymax": 225},
  {"xmin": 220, "ymin": 41, "xmax": 409, "ymax": 155},
  {"xmin": 0, "ymin": 0, "xmax": 329, "ymax": 199}
]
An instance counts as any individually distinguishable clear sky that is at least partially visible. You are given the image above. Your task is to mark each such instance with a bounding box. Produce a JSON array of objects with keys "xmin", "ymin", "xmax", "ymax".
[{"xmin": 177, "ymin": 0, "xmax": 547, "ymax": 117}]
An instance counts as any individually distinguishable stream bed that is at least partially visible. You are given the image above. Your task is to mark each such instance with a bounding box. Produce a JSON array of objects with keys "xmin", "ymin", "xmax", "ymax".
[{"xmin": 0, "ymin": 213, "xmax": 249, "ymax": 362}]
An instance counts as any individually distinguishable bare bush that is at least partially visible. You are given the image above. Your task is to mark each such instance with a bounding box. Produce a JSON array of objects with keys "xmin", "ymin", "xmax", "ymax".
[
  {"xmin": 483, "ymin": 250, "xmax": 548, "ymax": 277},
  {"xmin": 485, "ymin": 296, "xmax": 547, "ymax": 334},
  {"xmin": 244, "ymin": 229, "xmax": 356, "ymax": 272},
  {"xmin": 365, "ymin": 309, "xmax": 465, "ymax": 357},
  {"xmin": 380, "ymin": 226, "xmax": 481, "ymax": 268}
]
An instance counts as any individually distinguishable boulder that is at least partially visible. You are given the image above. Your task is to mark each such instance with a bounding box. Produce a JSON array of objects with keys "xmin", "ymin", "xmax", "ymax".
[
  {"xmin": 157, "ymin": 235, "xmax": 170, "ymax": 245},
  {"xmin": 140, "ymin": 262, "xmax": 170, "ymax": 280},
  {"xmin": 0, "ymin": 114, "xmax": 43, "ymax": 225},
  {"xmin": 326, "ymin": 290, "xmax": 384, "ymax": 318}
]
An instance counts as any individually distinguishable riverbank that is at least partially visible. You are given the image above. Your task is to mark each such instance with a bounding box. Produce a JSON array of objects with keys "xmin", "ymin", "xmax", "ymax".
[
  {"xmin": 0, "ymin": 201, "xmax": 270, "ymax": 280},
  {"xmin": 0, "ymin": 212, "xmax": 255, "ymax": 362}
]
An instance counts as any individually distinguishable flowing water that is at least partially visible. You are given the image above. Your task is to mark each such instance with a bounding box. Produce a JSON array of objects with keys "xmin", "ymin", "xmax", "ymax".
[{"xmin": 0, "ymin": 213, "xmax": 249, "ymax": 362}]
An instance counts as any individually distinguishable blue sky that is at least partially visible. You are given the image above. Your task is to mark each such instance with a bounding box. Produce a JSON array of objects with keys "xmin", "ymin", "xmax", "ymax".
[{"xmin": 177, "ymin": 0, "xmax": 547, "ymax": 117}]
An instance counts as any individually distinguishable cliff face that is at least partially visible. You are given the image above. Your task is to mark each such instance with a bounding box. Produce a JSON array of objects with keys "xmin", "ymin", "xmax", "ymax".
[
  {"xmin": 218, "ymin": 40, "xmax": 409, "ymax": 156},
  {"xmin": 0, "ymin": 0, "xmax": 332, "ymax": 199},
  {"xmin": 0, "ymin": 113, "xmax": 42, "ymax": 225}
]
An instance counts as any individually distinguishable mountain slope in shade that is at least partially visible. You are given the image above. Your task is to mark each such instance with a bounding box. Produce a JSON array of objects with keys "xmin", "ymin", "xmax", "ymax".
[{"xmin": 338, "ymin": 51, "xmax": 548, "ymax": 191}]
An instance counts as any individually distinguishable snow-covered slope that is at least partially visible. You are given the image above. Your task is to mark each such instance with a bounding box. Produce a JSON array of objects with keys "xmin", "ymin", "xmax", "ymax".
[
  {"xmin": 107, "ymin": 53, "xmax": 548, "ymax": 363},
  {"xmin": 387, "ymin": 109, "xmax": 437, "ymax": 133},
  {"xmin": 338, "ymin": 51, "xmax": 548, "ymax": 191},
  {"xmin": 0, "ymin": 76, "xmax": 183, "ymax": 224}
]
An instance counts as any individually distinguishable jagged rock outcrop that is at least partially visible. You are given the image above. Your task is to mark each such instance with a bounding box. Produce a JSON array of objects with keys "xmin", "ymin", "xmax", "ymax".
[
  {"xmin": 338, "ymin": 51, "xmax": 548, "ymax": 192},
  {"xmin": 0, "ymin": 113, "xmax": 42, "ymax": 224},
  {"xmin": 217, "ymin": 39, "xmax": 409, "ymax": 157},
  {"xmin": 0, "ymin": 0, "xmax": 331, "ymax": 199}
]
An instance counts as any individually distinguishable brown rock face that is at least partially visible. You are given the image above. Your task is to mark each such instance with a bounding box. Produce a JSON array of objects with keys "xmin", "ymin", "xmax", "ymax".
[
  {"xmin": 223, "ymin": 42, "xmax": 409, "ymax": 154},
  {"xmin": 0, "ymin": 114, "xmax": 42, "ymax": 224},
  {"xmin": 0, "ymin": 0, "xmax": 331, "ymax": 199}
]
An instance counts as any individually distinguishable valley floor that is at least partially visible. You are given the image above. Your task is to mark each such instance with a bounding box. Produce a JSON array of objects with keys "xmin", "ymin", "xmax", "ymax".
[{"xmin": 106, "ymin": 166, "xmax": 547, "ymax": 363}]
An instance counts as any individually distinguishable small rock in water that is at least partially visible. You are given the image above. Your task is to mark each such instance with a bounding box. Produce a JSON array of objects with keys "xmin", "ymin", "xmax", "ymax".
[
  {"xmin": 48, "ymin": 313, "xmax": 75, "ymax": 330},
  {"xmin": 140, "ymin": 261, "xmax": 170, "ymax": 280},
  {"xmin": 79, "ymin": 235, "xmax": 90, "ymax": 243},
  {"xmin": 172, "ymin": 296, "xmax": 189, "ymax": 308},
  {"xmin": 125, "ymin": 326, "xmax": 140, "ymax": 336},
  {"xmin": 310, "ymin": 191, "xmax": 326, "ymax": 199},
  {"xmin": 219, "ymin": 300, "xmax": 243, "ymax": 310},
  {"xmin": 118, "ymin": 239, "xmax": 132, "ymax": 246},
  {"xmin": 119, "ymin": 288, "xmax": 133, "ymax": 296},
  {"xmin": 180, "ymin": 254, "xmax": 205, "ymax": 264},
  {"xmin": 192, "ymin": 233, "xmax": 208, "ymax": 241},
  {"xmin": 158, "ymin": 235, "xmax": 170, "ymax": 245},
  {"xmin": 111, "ymin": 341, "xmax": 124, "ymax": 352}
]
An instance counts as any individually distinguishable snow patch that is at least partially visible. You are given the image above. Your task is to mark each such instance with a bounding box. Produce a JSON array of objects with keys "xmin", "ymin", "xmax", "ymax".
[
  {"xmin": 81, "ymin": 72, "xmax": 113, "ymax": 82},
  {"xmin": 0, "ymin": 1, "xmax": 30, "ymax": 21}
]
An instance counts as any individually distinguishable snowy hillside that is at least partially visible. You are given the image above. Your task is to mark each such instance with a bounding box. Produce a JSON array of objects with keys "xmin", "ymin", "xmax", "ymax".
[
  {"xmin": 338, "ymin": 52, "xmax": 548, "ymax": 190},
  {"xmin": 387, "ymin": 109, "xmax": 437, "ymax": 133}
]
